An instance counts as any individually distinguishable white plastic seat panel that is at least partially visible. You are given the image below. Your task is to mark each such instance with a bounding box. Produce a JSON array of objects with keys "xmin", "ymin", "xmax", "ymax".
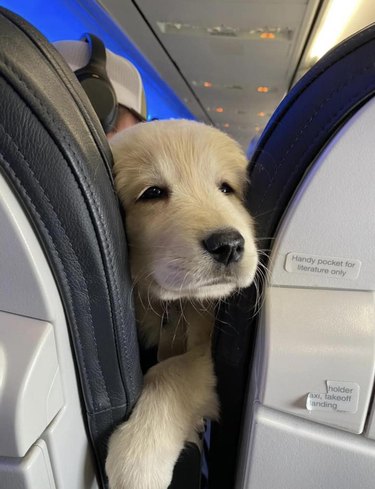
[
  {"xmin": 0, "ymin": 313, "xmax": 63, "ymax": 457},
  {"xmin": 258, "ymin": 287, "xmax": 375, "ymax": 433},
  {"xmin": 0, "ymin": 440, "xmax": 56, "ymax": 489},
  {"xmin": 268, "ymin": 97, "xmax": 375, "ymax": 292},
  {"xmin": 236, "ymin": 87, "xmax": 375, "ymax": 489},
  {"xmin": 0, "ymin": 172, "xmax": 98, "ymax": 489},
  {"xmin": 237, "ymin": 406, "xmax": 375, "ymax": 489}
]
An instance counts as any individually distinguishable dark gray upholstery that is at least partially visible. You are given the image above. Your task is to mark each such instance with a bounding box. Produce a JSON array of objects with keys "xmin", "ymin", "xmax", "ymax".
[{"xmin": 0, "ymin": 8, "xmax": 142, "ymax": 487}]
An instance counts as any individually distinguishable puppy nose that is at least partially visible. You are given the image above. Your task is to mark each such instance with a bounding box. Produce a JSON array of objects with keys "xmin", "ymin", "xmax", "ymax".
[{"xmin": 202, "ymin": 229, "xmax": 245, "ymax": 265}]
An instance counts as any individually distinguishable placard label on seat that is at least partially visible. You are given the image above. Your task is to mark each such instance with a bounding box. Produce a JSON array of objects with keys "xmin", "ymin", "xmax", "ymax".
[
  {"xmin": 285, "ymin": 253, "xmax": 361, "ymax": 279},
  {"xmin": 306, "ymin": 381, "xmax": 360, "ymax": 413}
]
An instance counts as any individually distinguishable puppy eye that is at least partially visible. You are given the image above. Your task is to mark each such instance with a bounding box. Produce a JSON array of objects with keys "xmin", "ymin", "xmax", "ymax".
[
  {"xmin": 219, "ymin": 182, "xmax": 234, "ymax": 194},
  {"xmin": 139, "ymin": 186, "xmax": 168, "ymax": 201}
]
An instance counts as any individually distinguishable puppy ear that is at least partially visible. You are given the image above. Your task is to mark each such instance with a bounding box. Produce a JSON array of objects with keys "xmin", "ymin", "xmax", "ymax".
[{"xmin": 108, "ymin": 126, "xmax": 136, "ymax": 166}]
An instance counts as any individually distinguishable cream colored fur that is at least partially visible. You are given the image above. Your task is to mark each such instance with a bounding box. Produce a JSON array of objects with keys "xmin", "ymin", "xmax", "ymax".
[{"xmin": 105, "ymin": 120, "xmax": 258, "ymax": 489}]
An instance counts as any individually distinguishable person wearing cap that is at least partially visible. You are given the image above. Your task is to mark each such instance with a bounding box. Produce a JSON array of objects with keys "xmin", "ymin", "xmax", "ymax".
[{"xmin": 54, "ymin": 36, "xmax": 147, "ymax": 138}]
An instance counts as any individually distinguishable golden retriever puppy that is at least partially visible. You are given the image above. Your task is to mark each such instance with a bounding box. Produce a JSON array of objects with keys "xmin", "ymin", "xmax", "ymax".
[{"xmin": 105, "ymin": 120, "xmax": 258, "ymax": 489}]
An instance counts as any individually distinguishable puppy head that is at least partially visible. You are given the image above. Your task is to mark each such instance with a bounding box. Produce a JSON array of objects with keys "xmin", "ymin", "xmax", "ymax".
[{"xmin": 111, "ymin": 120, "xmax": 258, "ymax": 301}]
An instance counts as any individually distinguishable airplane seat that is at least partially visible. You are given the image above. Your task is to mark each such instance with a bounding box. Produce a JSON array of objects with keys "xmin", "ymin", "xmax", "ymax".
[
  {"xmin": 210, "ymin": 22, "xmax": 375, "ymax": 489},
  {"xmin": 0, "ymin": 8, "xmax": 142, "ymax": 489}
]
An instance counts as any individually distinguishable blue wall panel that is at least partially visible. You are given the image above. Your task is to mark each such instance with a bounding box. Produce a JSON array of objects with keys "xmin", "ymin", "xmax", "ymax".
[{"xmin": 0, "ymin": 0, "xmax": 194, "ymax": 121}]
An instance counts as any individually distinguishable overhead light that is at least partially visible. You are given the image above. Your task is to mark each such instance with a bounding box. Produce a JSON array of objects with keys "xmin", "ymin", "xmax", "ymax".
[
  {"xmin": 260, "ymin": 32, "xmax": 276, "ymax": 40},
  {"xmin": 193, "ymin": 84, "xmax": 274, "ymax": 93},
  {"xmin": 223, "ymin": 123, "xmax": 230, "ymax": 128},
  {"xmin": 191, "ymin": 81, "xmax": 249, "ymax": 90},
  {"xmin": 258, "ymin": 111, "xmax": 266, "ymax": 117},
  {"xmin": 216, "ymin": 107, "xmax": 224, "ymax": 113},
  {"xmin": 157, "ymin": 22, "xmax": 293, "ymax": 41},
  {"xmin": 307, "ymin": 0, "xmax": 362, "ymax": 63}
]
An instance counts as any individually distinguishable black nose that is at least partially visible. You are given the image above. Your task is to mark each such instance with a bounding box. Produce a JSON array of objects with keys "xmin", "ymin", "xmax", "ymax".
[{"xmin": 202, "ymin": 229, "xmax": 245, "ymax": 265}]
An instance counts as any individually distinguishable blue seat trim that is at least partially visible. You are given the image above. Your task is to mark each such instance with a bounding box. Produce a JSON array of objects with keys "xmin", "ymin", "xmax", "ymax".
[{"xmin": 249, "ymin": 23, "xmax": 375, "ymax": 251}]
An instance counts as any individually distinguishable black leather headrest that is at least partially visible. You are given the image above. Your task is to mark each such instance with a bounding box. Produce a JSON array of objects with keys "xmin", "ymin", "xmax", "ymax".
[{"xmin": 0, "ymin": 8, "xmax": 142, "ymax": 487}]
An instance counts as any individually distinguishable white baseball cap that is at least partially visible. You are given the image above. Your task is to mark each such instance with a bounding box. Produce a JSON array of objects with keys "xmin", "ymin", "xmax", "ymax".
[{"xmin": 54, "ymin": 40, "xmax": 147, "ymax": 120}]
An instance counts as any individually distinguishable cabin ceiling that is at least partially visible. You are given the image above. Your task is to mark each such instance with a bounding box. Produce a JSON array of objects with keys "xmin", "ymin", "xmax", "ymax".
[{"xmin": 99, "ymin": 0, "xmax": 375, "ymax": 153}]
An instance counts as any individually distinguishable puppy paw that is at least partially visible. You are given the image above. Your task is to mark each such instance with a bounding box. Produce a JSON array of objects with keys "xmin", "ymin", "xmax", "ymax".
[
  {"xmin": 105, "ymin": 346, "xmax": 218, "ymax": 489},
  {"xmin": 106, "ymin": 419, "xmax": 177, "ymax": 489}
]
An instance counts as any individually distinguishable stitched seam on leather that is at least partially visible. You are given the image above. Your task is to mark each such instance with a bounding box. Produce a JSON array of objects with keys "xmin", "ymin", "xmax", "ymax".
[
  {"xmin": 0, "ymin": 58, "xmax": 135, "ymax": 398},
  {"xmin": 87, "ymin": 402, "xmax": 130, "ymax": 416},
  {"xmin": 0, "ymin": 11, "xmax": 113, "ymax": 179},
  {"xmin": 272, "ymin": 80, "xmax": 375, "ymax": 214},
  {"xmin": 257, "ymin": 63, "xmax": 374, "ymax": 211},
  {"xmin": 2, "ymin": 57, "xmax": 135, "ymax": 396},
  {"xmin": 0, "ymin": 124, "xmax": 113, "ymax": 415},
  {"xmin": 252, "ymin": 33, "xmax": 375, "ymax": 171}
]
